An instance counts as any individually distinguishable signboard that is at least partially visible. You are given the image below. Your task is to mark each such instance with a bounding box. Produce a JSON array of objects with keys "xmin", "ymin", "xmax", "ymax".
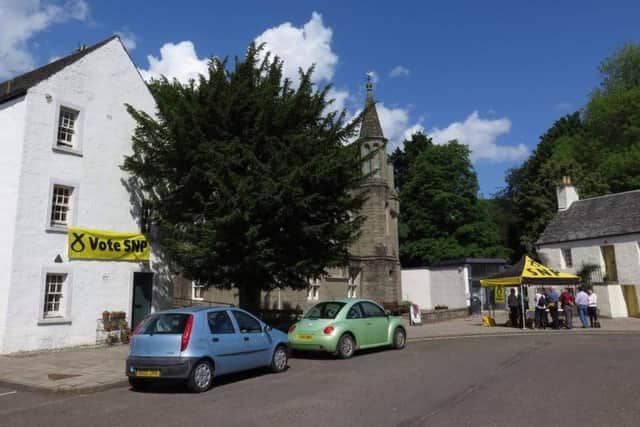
[
  {"xmin": 494, "ymin": 286, "xmax": 506, "ymax": 304},
  {"xmin": 410, "ymin": 303, "xmax": 422, "ymax": 325},
  {"xmin": 68, "ymin": 227, "xmax": 150, "ymax": 261}
]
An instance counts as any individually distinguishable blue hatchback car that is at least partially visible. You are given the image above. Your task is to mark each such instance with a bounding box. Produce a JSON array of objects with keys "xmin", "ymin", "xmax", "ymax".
[{"xmin": 126, "ymin": 306, "xmax": 289, "ymax": 392}]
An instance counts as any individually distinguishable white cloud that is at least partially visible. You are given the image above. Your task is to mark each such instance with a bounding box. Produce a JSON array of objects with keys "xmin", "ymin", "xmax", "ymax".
[
  {"xmin": 389, "ymin": 65, "xmax": 410, "ymax": 78},
  {"xmin": 366, "ymin": 70, "xmax": 379, "ymax": 84},
  {"xmin": 140, "ymin": 41, "xmax": 209, "ymax": 83},
  {"xmin": 255, "ymin": 11, "xmax": 338, "ymax": 84},
  {"xmin": 0, "ymin": 0, "xmax": 90, "ymax": 79},
  {"xmin": 325, "ymin": 87, "xmax": 351, "ymax": 116},
  {"xmin": 116, "ymin": 29, "xmax": 137, "ymax": 51},
  {"xmin": 428, "ymin": 111, "xmax": 528, "ymax": 162}
]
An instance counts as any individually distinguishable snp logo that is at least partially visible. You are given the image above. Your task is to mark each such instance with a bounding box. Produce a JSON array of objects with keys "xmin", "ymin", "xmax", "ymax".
[{"xmin": 70, "ymin": 232, "xmax": 86, "ymax": 252}]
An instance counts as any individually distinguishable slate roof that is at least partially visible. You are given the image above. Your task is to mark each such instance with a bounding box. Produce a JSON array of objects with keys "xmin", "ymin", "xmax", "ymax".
[
  {"xmin": 0, "ymin": 35, "xmax": 118, "ymax": 105},
  {"xmin": 537, "ymin": 190, "xmax": 640, "ymax": 245},
  {"xmin": 359, "ymin": 81, "xmax": 385, "ymax": 139}
]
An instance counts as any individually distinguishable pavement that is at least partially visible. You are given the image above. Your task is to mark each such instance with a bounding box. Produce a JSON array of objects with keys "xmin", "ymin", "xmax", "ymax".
[{"xmin": 1, "ymin": 312, "xmax": 639, "ymax": 394}]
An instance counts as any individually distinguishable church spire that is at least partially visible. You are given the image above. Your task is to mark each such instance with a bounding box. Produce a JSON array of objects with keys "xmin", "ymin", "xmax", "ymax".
[{"xmin": 359, "ymin": 76, "xmax": 385, "ymax": 139}]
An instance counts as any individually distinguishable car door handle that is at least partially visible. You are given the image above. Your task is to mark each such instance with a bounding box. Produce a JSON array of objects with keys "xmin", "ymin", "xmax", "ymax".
[
  {"xmin": 244, "ymin": 336, "xmax": 249, "ymax": 341},
  {"xmin": 212, "ymin": 337, "xmax": 219, "ymax": 342},
  {"xmin": 366, "ymin": 322, "xmax": 372, "ymax": 326}
]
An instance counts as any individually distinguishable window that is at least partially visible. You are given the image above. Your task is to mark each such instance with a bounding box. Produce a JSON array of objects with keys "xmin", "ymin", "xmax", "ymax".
[
  {"xmin": 361, "ymin": 301, "xmax": 386, "ymax": 318},
  {"xmin": 142, "ymin": 314, "xmax": 190, "ymax": 334},
  {"xmin": 561, "ymin": 248, "xmax": 573, "ymax": 268},
  {"xmin": 231, "ymin": 311, "xmax": 262, "ymax": 333},
  {"xmin": 50, "ymin": 184, "xmax": 73, "ymax": 228},
  {"xmin": 57, "ymin": 107, "xmax": 79, "ymax": 148},
  {"xmin": 347, "ymin": 284, "xmax": 357, "ymax": 298},
  {"xmin": 346, "ymin": 303, "xmax": 364, "ymax": 319},
  {"xmin": 207, "ymin": 311, "xmax": 235, "ymax": 334},
  {"xmin": 304, "ymin": 302, "xmax": 346, "ymax": 319},
  {"xmin": 307, "ymin": 279, "xmax": 319, "ymax": 301},
  {"xmin": 192, "ymin": 281, "xmax": 205, "ymax": 301},
  {"xmin": 43, "ymin": 273, "xmax": 66, "ymax": 318}
]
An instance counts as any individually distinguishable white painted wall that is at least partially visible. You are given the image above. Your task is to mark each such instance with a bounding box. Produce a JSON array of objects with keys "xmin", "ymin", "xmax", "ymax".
[
  {"xmin": 401, "ymin": 266, "xmax": 469, "ymax": 310},
  {"xmin": 1, "ymin": 39, "xmax": 161, "ymax": 353},
  {"xmin": 538, "ymin": 233, "xmax": 640, "ymax": 318},
  {"xmin": 0, "ymin": 96, "xmax": 26, "ymax": 351}
]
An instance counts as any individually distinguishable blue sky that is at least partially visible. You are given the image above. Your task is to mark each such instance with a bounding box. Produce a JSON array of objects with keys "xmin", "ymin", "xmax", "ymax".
[{"xmin": 2, "ymin": 1, "xmax": 640, "ymax": 195}]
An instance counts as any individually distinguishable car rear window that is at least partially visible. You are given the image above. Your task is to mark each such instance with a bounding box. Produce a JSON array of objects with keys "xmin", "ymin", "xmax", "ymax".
[
  {"xmin": 141, "ymin": 313, "xmax": 191, "ymax": 335},
  {"xmin": 304, "ymin": 302, "xmax": 346, "ymax": 319}
]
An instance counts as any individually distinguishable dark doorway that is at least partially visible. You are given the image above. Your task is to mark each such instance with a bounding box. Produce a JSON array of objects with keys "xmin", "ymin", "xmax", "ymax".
[{"xmin": 132, "ymin": 272, "xmax": 153, "ymax": 329}]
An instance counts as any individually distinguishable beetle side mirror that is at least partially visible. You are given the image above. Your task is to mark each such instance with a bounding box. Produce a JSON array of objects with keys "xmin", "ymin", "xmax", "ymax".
[
  {"xmin": 264, "ymin": 324, "xmax": 272, "ymax": 332},
  {"xmin": 385, "ymin": 310, "xmax": 392, "ymax": 316}
]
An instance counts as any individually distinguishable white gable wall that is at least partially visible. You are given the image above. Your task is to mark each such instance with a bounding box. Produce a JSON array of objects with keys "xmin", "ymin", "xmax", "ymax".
[
  {"xmin": 538, "ymin": 233, "xmax": 640, "ymax": 318},
  {"xmin": 401, "ymin": 266, "xmax": 469, "ymax": 310},
  {"xmin": 0, "ymin": 96, "xmax": 27, "ymax": 351},
  {"xmin": 2, "ymin": 39, "xmax": 160, "ymax": 353}
]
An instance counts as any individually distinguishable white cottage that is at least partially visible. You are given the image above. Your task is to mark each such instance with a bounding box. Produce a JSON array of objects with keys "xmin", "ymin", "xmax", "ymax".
[
  {"xmin": 0, "ymin": 36, "xmax": 169, "ymax": 353},
  {"xmin": 536, "ymin": 177, "xmax": 640, "ymax": 318}
]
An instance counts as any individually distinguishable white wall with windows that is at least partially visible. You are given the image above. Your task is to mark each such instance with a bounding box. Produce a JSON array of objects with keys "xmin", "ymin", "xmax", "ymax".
[
  {"xmin": 0, "ymin": 38, "xmax": 163, "ymax": 353},
  {"xmin": 538, "ymin": 233, "xmax": 640, "ymax": 318}
]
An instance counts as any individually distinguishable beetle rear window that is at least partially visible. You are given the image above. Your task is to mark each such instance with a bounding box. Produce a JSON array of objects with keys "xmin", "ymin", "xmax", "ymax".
[
  {"xmin": 304, "ymin": 302, "xmax": 346, "ymax": 319},
  {"xmin": 141, "ymin": 314, "xmax": 190, "ymax": 334}
]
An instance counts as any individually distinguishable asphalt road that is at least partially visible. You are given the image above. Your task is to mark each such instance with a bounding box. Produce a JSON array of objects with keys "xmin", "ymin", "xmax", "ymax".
[{"xmin": 1, "ymin": 333, "xmax": 639, "ymax": 427}]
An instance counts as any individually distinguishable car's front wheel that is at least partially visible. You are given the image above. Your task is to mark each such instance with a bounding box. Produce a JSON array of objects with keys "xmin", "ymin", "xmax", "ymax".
[
  {"xmin": 335, "ymin": 334, "xmax": 355, "ymax": 359},
  {"xmin": 392, "ymin": 327, "xmax": 406, "ymax": 349},
  {"xmin": 187, "ymin": 359, "xmax": 214, "ymax": 393},
  {"xmin": 270, "ymin": 345, "xmax": 288, "ymax": 373}
]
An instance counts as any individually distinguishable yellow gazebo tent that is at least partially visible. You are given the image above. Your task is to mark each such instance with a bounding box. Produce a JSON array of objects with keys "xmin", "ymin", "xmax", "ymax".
[{"xmin": 480, "ymin": 256, "xmax": 580, "ymax": 328}]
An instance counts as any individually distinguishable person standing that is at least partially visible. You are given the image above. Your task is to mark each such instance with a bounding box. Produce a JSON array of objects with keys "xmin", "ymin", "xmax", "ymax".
[
  {"xmin": 560, "ymin": 288, "xmax": 575, "ymax": 329},
  {"xmin": 588, "ymin": 289, "xmax": 599, "ymax": 327},
  {"xmin": 575, "ymin": 287, "xmax": 590, "ymax": 328},
  {"xmin": 534, "ymin": 288, "xmax": 547, "ymax": 329},
  {"xmin": 547, "ymin": 287, "xmax": 560, "ymax": 329},
  {"xmin": 507, "ymin": 289, "xmax": 519, "ymax": 328}
]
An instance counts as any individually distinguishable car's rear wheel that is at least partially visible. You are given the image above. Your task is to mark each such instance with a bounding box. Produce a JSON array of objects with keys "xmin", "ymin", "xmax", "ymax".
[
  {"xmin": 392, "ymin": 327, "xmax": 406, "ymax": 349},
  {"xmin": 270, "ymin": 345, "xmax": 288, "ymax": 373},
  {"xmin": 335, "ymin": 334, "xmax": 355, "ymax": 359},
  {"xmin": 128, "ymin": 377, "xmax": 151, "ymax": 391},
  {"xmin": 187, "ymin": 359, "xmax": 214, "ymax": 393}
]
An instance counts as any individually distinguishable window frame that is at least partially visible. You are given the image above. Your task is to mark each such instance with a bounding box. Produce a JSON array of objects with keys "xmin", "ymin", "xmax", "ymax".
[
  {"xmin": 230, "ymin": 310, "xmax": 263, "ymax": 334},
  {"xmin": 361, "ymin": 301, "xmax": 386, "ymax": 318},
  {"xmin": 346, "ymin": 303, "xmax": 364, "ymax": 319},
  {"xmin": 38, "ymin": 267, "xmax": 73, "ymax": 325},
  {"xmin": 191, "ymin": 281, "xmax": 205, "ymax": 301},
  {"xmin": 561, "ymin": 248, "xmax": 573, "ymax": 268},
  {"xmin": 45, "ymin": 179, "xmax": 79, "ymax": 233},
  {"xmin": 207, "ymin": 310, "xmax": 236, "ymax": 335},
  {"xmin": 52, "ymin": 102, "xmax": 84, "ymax": 156}
]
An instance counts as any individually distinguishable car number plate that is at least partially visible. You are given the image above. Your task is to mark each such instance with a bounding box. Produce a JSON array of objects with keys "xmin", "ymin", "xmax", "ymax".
[
  {"xmin": 136, "ymin": 369, "xmax": 160, "ymax": 377},
  {"xmin": 296, "ymin": 334, "xmax": 313, "ymax": 341}
]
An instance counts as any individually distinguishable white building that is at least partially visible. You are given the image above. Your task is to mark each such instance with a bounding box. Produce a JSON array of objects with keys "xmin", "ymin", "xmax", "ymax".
[
  {"xmin": 0, "ymin": 36, "xmax": 169, "ymax": 353},
  {"xmin": 537, "ymin": 177, "xmax": 640, "ymax": 318}
]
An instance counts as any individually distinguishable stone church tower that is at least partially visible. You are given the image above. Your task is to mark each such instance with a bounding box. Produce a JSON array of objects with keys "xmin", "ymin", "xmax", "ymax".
[{"xmin": 348, "ymin": 80, "xmax": 402, "ymax": 307}]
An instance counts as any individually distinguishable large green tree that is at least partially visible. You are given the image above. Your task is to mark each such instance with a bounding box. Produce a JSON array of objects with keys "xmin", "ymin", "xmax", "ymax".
[
  {"xmin": 499, "ymin": 42, "xmax": 640, "ymax": 260},
  {"xmin": 122, "ymin": 44, "xmax": 367, "ymax": 312},
  {"xmin": 397, "ymin": 136, "xmax": 509, "ymax": 266}
]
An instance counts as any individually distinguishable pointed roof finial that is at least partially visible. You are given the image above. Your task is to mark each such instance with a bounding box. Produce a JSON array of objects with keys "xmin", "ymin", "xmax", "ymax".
[{"xmin": 360, "ymin": 74, "xmax": 384, "ymax": 139}]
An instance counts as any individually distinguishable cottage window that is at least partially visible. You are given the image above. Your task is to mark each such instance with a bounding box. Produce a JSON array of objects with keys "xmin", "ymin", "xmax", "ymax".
[
  {"xmin": 347, "ymin": 284, "xmax": 357, "ymax": 298},
  {"xmin": 57, "ymin": 107, "xmax": 79, "ymax": 148},
  {"xmin": 307, "ymin": 283, "xmax": 320, "ymax": 301},
  {"xmin": 561, "ymin": 248, "xmax": 573, "ymax": 268},
  {"xmin": 50, "ymin": 184, "xmax": 73, "ymax": 228},
  {"xmin": 44, "ymin": 273, "xmax": 66, "ymax": 318}
]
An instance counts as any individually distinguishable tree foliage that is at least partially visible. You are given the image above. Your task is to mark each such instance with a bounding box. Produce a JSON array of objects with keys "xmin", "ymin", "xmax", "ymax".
[
  {"xmin": 499, "ymin": 42, "xmax": 640, "ymax": 260},
  {"xmin": 395, "ymin": 134, "xmax": 509, "ymax": 266},
  {"xmin": 122, "ymin": 43, "xmax": 367, "ymax": 311}
]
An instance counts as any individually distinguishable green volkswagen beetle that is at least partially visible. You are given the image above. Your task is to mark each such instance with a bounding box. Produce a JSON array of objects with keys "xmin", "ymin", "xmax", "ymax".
[{"xmin": 288, "ymin": 298, "xmax": 406, "ymax": 358}]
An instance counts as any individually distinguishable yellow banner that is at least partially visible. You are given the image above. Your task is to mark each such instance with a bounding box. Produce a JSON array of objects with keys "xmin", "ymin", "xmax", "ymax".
[
  {"xmin": 494, "ymin": 286, "xmax": 506, "ymax": 303},
  {"xmin": 68, "ymin": 227, "xmax": 150, "ymax": 261}
]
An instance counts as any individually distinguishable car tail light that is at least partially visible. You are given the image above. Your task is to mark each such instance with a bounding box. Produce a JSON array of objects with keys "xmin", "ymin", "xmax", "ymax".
[
  {"xmin": 180, "ymin": 314, "xmax": 194, "ymax": 352},
  {"xmin": 288, "ymin": 324, "xmax": 296, "ymax": 333},
  {"xmin": 323, "ymin": 326, "xmax": 334, "ymax": 335},
  {"xmin": 131, "ymin": 316, "xmax": 149, "ymax": 336}
]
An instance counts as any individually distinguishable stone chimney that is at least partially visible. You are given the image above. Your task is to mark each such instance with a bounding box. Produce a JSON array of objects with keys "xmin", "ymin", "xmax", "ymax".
[{"xmin": 556, "ymin": 176, "xmax": 579, "ymax": 211}]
